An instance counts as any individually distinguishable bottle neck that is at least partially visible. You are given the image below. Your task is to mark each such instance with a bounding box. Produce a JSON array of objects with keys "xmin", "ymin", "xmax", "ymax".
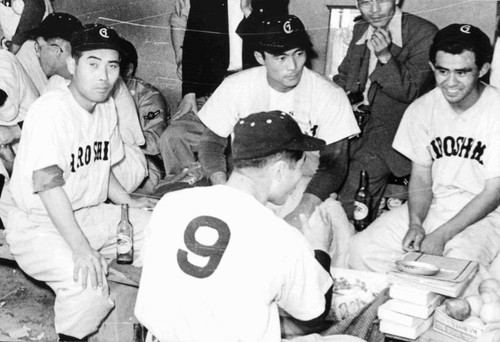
[
  {"xmin": 121, "ymin": 204, "xmax": 129, "ymax": 222},
  {"xmin": 359, "ymin": 171, "xmax": 368, "ymax": 190}
]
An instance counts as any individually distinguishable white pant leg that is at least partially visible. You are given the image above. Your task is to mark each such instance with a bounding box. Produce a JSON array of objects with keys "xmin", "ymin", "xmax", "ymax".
[
  {"xmin": 348, "ymin": 204, "xmax": 410, "ymax": 272},
  {"xmin": 75, "ymin": 203, "xmax": 151, "ymax": 267},
  {"xmin": 112, "ymin": 144, "xmax": 148, "ymax": 193},
  {"xmin": 5, "ymin": 209, "xmax": 115, "ymax": 339}
]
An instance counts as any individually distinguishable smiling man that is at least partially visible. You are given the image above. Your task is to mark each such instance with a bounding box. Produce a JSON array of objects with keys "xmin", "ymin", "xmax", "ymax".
[
  {"xmin": 348, "ymin": 24, "xmax": 500, "ymax": 279},
  {"xmin": 197, "ymin": 15, "xmax": 359, "ymax": 229},
  {"xmin": 334, "ymin": 0, "xmax": 437, "ymax": 221},
  {"xmin": 6, "ymin": 24, "xmax": 155, "ymax": 341}
]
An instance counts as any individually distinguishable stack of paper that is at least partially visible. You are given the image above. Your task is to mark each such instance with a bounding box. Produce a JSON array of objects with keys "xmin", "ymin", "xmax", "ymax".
[
  {"xmin": 378, "ymin": 252, "xmax": 478, "ymax": 340},
  {"xmin": 378, "ymin": 285, "xmax": 443, "ymax": 339}
]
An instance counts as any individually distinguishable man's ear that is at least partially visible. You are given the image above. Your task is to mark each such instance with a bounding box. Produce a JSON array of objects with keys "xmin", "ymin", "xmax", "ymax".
[
  {"xmin": 67, "ymin": 56, "xmax": 76, "ymax": 76},
  {"xmin": 479, "ymin": 62, "xmax": 491, "ymax": 79},
  {"xmin": 254, "ymin": 51, "xmax": 265, "ymax": 66},
  {"xmin": 428, "ymin": 61, "xmax": 435, "ymax": 72}
]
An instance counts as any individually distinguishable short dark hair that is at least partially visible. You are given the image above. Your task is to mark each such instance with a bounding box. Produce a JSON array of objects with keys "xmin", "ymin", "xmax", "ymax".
[
  {"xmin": 119, "ymin": 38, "xmax": 138, "ymax": 77},
  {"xmin": 429, "ymin": 40, "xmax": 492, "ymax": 69},
  {"xmin": 233, "ymin": 150, "xmax": 303, "ymax": 170}
]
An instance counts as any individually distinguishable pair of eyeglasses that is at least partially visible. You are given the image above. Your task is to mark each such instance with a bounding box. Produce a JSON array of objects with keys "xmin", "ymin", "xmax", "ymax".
[
  {"xmin": 357, "ymin": 0, "xmax": 392, "ymax": 7},
  {"xmin": 34, "ymin": 40, "xmax": 64, "ymax": 54}
]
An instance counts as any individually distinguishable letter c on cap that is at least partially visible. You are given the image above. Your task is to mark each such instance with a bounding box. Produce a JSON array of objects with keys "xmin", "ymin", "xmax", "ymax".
[
  {"xmin": 99, "ymin": 28, "xmax": 109, "ymax": 38},
  {"xmin": 283, "ymin": 20, "xmax": 293, "ymax": 34},
  {"xmin": 460, "ymin": 25, "xmax": 471, "ymax": 34}
]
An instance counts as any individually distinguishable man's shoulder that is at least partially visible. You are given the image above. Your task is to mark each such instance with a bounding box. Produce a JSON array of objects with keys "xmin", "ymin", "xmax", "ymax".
[
  {"xmin": 226, "ymin": 66, "xmax": 266, "ymax": 82},
  {"xmin": 301, "ymin": 68, "xmax": 345, "ymax": 93}
]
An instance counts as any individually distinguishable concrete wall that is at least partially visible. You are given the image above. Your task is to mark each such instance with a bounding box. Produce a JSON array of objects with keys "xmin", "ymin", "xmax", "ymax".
[{"xmin": 52, "ymin": 0, "xmax": 497, "ymax": 107}]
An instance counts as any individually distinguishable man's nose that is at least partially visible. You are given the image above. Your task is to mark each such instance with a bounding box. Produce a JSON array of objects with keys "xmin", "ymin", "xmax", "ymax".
[
  {"xmin": 370, "ymin": 1, "xmax": 381, "ymax": 13},
  {"xmin": 98, "ymin": 66, "xmax": 109, "ymax": 81},
  {"xmin": 446, "ymin": 73, "xmax": 458, "ymax": 86},
  {"xmin": 287, "ymin": 57, "xmax": 297, "ymax": 71}
]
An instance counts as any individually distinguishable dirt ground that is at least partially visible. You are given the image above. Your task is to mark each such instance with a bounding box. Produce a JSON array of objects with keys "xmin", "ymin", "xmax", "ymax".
[{"xmin": 0, "ymin": 260, "xmax": 57, "ymax": 342}]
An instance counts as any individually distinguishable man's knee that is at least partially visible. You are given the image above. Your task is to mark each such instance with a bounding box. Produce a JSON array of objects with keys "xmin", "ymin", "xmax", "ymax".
[{"xmin": 54, "ymin": 282, "xmax": 114, "ymax": 338}]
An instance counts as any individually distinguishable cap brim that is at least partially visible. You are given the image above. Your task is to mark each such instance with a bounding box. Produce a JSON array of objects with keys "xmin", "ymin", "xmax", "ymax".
[
  {"xmin": 75, "ymin": 42, "xmax": 124, "ymax": 54},
  {"xmin": 289, "ymin": 135, "xmax": 325, "ymax": 152},
  {"xmin": 25, "ymin": 27, "xmax": 73, "ymax": 42}
]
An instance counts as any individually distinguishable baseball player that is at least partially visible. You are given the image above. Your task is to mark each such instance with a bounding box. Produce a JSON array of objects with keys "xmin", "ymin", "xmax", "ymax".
[
  {"xmin": 349, "ymin": 24, "xmax": 500, "ymax": 279},
  {"xmin": 6, "ymin": 24, "xmax": 155, "ymax": 341},
  {"xmin": 197, "ymin": 15, "xmax": 359, "ymax": 229},
  {"xmin": 136, "ymin": 111, "xmax": 333, "ymax": 341}
]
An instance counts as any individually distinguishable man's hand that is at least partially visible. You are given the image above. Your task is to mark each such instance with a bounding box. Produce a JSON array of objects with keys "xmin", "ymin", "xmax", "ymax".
[
  {"xmin": 240, "ymin": 0, "xmax": 252, "ymax": 17},
  {"xmin": 73, "ymin": 244, "xmax": 108, "ymax": 290},
  {"xmin": 172, "ymin": 93, "xmax": 197, "ymax": 121},
  {"xmin": 402, "ymin": 225, "xmax": 425, "ymax": 252},
  {"xmin": 0, "ymin": 125, "xmax": 21, "ymax": 145},
  {"xmin": 127, "ymin": 196, "xmax": 158, "ymax": 209},
  {"xmin": 210, "ymin": 171, "xmax": 227, "ymax": 185},
  {"xmin": 299, "ymin": 213, "xmax": 332, "ymax": 253},
  {"xmin": 284, "ymin": 193, "xmax": 322, "ymax": 229},
  {"xmin": 370, "ymin": 27, "xmax": 392, "ymax": 64},
  {"xmin": 419, "ymin": 229, "xmax": 448, "ymax": 256},
  {"xmin": 174, "ymin": 0, "xmax": 187, "ymax": 16}
]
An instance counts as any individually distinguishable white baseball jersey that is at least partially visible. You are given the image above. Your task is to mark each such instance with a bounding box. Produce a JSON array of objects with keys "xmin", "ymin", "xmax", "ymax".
[
  {"xmin": 135, "ymin": 185, "xmax": 332, "ymax": 342},
  {"xmin": 393, "ymin": 84, "xmax": 500, "ymax": 215},
  {"xmin": 10, "ymin": 86, "xmax": 124, "ymax": 215},
  {"xmin": 197, "ymin": 66, "xmax": 359, "ymax": 176},
  {"xmin": 0, "ymin": 50, "xmax": 39, "ymax": 125}
]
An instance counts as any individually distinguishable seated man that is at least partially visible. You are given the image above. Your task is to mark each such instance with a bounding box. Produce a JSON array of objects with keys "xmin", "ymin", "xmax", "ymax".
[
  {"xmin": 334, "ymin": 0, "xmax": 437, "ymax": 220},
  {"xmin": 120, "ymin": 37, "xmax": 169, "ymax": 193},
  {"xmin": 349, "ymin": 24, "xmax": 500, "ymax": 278},
  {"xmin": 5, "ymin": 24, "xmax": 155, "ymax": 341},
  {"xmin": 0, "ymin": 49, "xmax": 39, "ymax": 221},
  {"xmin": 18, "ymin": 13, "xmax": 148, "ymax": 193},
  {"xmin": 197, "ymin": 15, "xmax": 359, "ymax": 228},
  {"xmin": 136, "ymin": 111, "xmax": 333, "ymax": 341}
]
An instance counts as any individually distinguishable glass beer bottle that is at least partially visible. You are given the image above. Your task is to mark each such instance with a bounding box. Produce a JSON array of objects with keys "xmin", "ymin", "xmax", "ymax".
[
  {"xmin": 354, "ymin": 170, "xmax": 372, "ymax": 232},
  {"xmin": 117, "ymin": 203, "xmax": 134, "ymax": 264}
]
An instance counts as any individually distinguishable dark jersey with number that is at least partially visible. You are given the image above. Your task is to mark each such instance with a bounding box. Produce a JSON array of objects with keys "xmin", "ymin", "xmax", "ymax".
[{"xmin": 136, "ymin": 185, "xmax": 332, "ymax": 341}]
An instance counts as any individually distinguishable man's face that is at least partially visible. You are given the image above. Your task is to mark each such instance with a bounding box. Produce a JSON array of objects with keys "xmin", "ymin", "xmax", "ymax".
[
  {"xmin": 35, "ymin": 37, "xmax": 72, "ymax": 78},
  {"xmin": 255, "ymin": 48, "xmax": 307, "ymax": 93},
  {"xmin": 432, "ymin": 50, "xmax": 489, "ymax": 112},
  {"xmin": 68, "ymin": 49, "xmax": 120, "ymax": 111},
  {"xmin": 268, "ymin": 155, "xmax": 305, "ymax": 205},
  {"xmin": 357, "ymin": 0, "xmax": 399, "ymax": 29}
]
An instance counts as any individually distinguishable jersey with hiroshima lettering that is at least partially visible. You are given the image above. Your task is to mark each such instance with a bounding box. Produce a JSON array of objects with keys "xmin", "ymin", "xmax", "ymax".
[
  {"xmin": 393, "ymin": 84, "xmax": 500, "ymax": 214},
  {"xmin": 135, "ymin": 185, "xmax": 332, "ymax": 342},
  {"xmin": 10, "ymin": 86, "xmax": 124, "ymax": 215}
]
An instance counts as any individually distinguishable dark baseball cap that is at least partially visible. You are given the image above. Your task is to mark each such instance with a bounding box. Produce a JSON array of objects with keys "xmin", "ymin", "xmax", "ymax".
[
  {"xmin": 27, "ymin": 12, "xmax": 82, "ymax": 42},
  {"xmin": 233, "ymin": 111, "xmax": 325, "ymax": 161},
  {"xmin": 432, "ymin": 24, "xmax": 492, "ymax": 63},
  {"xmin": 71, "ymin": 24, "xmax": 123, "ymax": 54},
  {"xmin": 256, "ymin": 15, "xmax": 312, "ymax": 54}
]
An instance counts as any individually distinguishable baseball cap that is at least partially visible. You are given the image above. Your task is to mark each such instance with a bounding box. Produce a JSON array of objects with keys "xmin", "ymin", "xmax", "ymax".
[
  {"xmin": 27, "ymin": 13, "xmax": 82, "ymax": 42},
  {"xmin": 232, "ymin": 111, "xmax": 325, "ymax": 161},
  {"xmin": 432, "ymin": 24, "xmax": 493, "ymax": 63},
  {"xmin": 71, "ymin": 24, "xmax": 123, "ymax": 54},
  {"xmin": 256, "ymin": 15, "xmax": 312, "ymax": 54}
]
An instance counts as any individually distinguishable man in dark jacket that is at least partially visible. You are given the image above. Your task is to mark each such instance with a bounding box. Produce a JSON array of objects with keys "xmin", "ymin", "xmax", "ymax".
[{"xmin": 334, "ymin": 0, "xmax": 438, "ymax": 220}]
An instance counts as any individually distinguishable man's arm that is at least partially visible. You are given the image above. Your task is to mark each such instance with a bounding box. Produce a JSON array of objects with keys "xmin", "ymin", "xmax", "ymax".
[
  {"xmin": 402, "ymin": 162, "xmax": 433, "ymax": 252},
  {"xmin": 198, "ymin": 127, "xmax": 229, "ymax": 184},
  {"xmin": 284, "ymin": 139, "xmax": 348, "ymax": 229},
  {"xmin": 9, "ymin": 0, "xmax": 46, "ymax": 54},
  {"xmin": 419, "ymin": 177, "xmax": 500, "ymax": 256},
  {"xmin": 137, "ymin": 86, "xmax": 169, "ymax": 155},
  {"xmin": 108, "ymin": 171, "xmax": 157, "ymax": 208},
  {"xmin": 38, "ymin": 184, "xmax": 107, "ymax": 290}
]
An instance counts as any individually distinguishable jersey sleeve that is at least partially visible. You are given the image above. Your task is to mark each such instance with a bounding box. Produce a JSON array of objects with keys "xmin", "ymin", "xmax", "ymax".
[
  {"xmin": 19, "ymin": 98, "xmax": 70, "ymax": 181},
  {"xmin": 276, "ymin": 231, "xmax": 333, "ymax": 321},
  {"xmin": 482, "ymin": 106, "xmax": 500, "ymax": 179},
  {"xmin": 307, "ymin": 74, "xmax": 360, "ymax": 145},
  {"xmin": 393, "ymin": 101, "xmax": 433, "ymax": 167},
  {"xmin": 197, "ymin": 75, "xmax": 245, "ymax": 138}
]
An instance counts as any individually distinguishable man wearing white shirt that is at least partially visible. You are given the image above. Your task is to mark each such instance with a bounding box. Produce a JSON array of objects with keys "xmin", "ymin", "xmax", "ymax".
[{"xmin": 334, "ymin": 0, "xmax": 438, "ymax": 220}]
